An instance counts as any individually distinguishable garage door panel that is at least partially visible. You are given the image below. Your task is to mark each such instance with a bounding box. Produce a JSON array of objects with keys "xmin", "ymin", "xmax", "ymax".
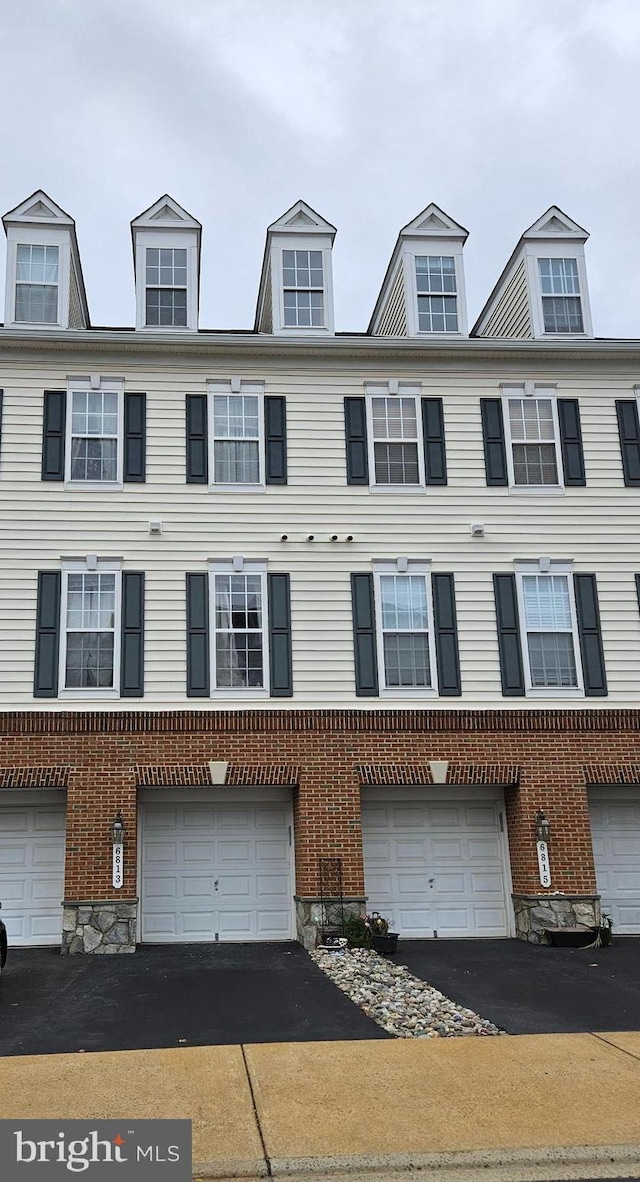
[
  {"xmin": 0, "ymin": 804, "xmax": 65, "ymax": 946},
  {"xmin": 140, "ymin": 800, "xmax": 293, "ymax": 943},
  {"xmin": 145, "ymin": 808, "xmax": 177, "ymax": 830},
  {"xmin": 257, "ymin": 911, "xmax": 292, "ymax": 936},
  {"xmin": 363, "ymin": 793, "xmax": 508, "ymax": 939},
  {"xmin": 589, "ymin": 789, "xmax": 640, "ymax": 934}
]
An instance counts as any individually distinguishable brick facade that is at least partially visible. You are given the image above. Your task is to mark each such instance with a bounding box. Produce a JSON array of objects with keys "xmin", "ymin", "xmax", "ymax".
[{"xmin": 1, "ymin": 709, "xmax": 639, "ymax": 935}]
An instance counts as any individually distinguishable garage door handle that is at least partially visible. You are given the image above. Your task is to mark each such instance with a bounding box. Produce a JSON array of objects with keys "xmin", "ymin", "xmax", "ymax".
[
  {"xmin": 428, "ymin": 878, "xmax": 435, "ymax": 887},
  {"xmin": 214, "ymin": 880, "xmax": 219, "ymax": 891}
]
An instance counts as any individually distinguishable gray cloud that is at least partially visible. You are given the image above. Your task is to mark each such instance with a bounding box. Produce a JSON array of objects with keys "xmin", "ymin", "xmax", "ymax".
[{"xmin": 0, "ymin": 0, "xmax": 638, "ymax": 335}]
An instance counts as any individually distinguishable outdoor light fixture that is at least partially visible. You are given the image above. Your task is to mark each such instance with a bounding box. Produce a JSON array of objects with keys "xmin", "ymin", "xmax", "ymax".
[
  {"xmin": 534, "ymin": 810, "xmax": 551, "ymax": 844},
  {"xmin": 110, "ymin": 811, "xmax": 125, "ymax": 844}
]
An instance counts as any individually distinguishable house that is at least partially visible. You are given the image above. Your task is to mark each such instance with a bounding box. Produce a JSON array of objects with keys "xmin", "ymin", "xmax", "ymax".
[{"xmin": 0, "ymin": 189, "xmax": 638, "ymax": 954}]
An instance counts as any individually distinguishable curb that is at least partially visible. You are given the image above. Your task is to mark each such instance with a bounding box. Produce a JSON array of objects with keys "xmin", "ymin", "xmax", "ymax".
[{"xmin": 193, "ymin": 1143, "xmax": 640, "ymax": 1181}]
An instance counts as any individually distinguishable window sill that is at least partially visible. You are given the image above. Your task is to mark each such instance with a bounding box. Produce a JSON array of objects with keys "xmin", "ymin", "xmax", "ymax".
[
  {"xmin": 64, "ymin": 481, "xmax": 123, "ymax": 491},
  {"xmin": 380, "ymin": 687, "xmax": 438, "ymax": 697},
  {"xmin": 209, "ymin": 483, "xmax": 266, "ymax": 494},
  {"xmin": 210, "ymin": 690, "xmax": 270, "ymax": 699},
  {"xmin": 508, "ymin": 486, "xmax": 565, "ymax": 495},
  {"xmin": 525, "ymin": 688, "xmax": 584, "ymax": 698},
  {"xmin": 369, "ymin": 484, "xmax": 426, "ymax": 495},
  {"xmin": 59, "ymin": 689, "xmax": 120, "ymax": 700}
]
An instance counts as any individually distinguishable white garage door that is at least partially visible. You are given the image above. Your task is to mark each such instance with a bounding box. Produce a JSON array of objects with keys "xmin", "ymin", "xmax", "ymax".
[
  {"xmin": 140, "ymin": 789, "xmax": 294, "ymax": 943},
  {"xmin": 0, "ymin": 795, "xmax": 66, "ymax": 946},
  {"xmin": 362, "ymin": 787, "xmax": 510, "ymax": 938},
  {"xmin": 589, "ymin": 788, "xmax": 640, "ymax": 934}
]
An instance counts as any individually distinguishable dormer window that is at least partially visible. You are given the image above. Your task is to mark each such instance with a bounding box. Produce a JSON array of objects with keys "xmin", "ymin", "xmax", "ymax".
[
  {"xmin": 538, "ymin": 258, "xmax": 583, "ymax": 333},
  {"xmin": 131, "ymin": 196, "xmax": 201, "ymax": 332},
  {"xmin": 415, "ymin": 255, "xmax": 458, "ymax": 332},
  {"xmin": 145, "ymin": 247, "xmax": 187, "ymax": 327},
  {"xmin": 15, "ymin": 244, "xmax": 59, "ymax": 323},
  {"xmin": 282, "ymin": 249, "xmax": 324, "ymax": 327}
]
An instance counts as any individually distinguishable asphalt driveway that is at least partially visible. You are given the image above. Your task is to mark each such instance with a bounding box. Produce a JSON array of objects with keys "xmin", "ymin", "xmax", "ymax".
[
  {"xmin": 398, "ymin": 936, "xmax": 640, "ymax": 1035},
  {"xmin": 0, "ymin": 942, "xmax": 388, "ymax": 1057}
]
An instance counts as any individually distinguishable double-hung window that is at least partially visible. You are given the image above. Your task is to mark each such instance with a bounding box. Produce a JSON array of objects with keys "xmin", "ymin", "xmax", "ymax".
[
  {"xmin": 516, "ymin": 565, "xmax": 581, "ymax": 693},
  {"xmin": 66, "ymin": 379, "xmax": 122, "ymax": 484},
  {"xmin": 538, "ymin": 258, "xmax": 584, "ymax": 334},
  {"xmin": 61, "ymin": 564, "xmax": 121, "ymax": 695},
  {"xmin": 210, "ymin": 562, "xmax": 268, "ymax": 692},
  {"xmin": 374, "ymin": 562, "xmax": 437, "ymax": 692},
  {"xmin": 367, "ymin": 385, "xmax": 424, "ymax": 487},
  {"xmin": 282, "ymin": 249, "xmax": 324, "ymax": 327},
  {"xmin": 145, "ymin": 247, "xmax": 187, "ymax": 327},
  {"xmin": 15, "ymin": 244, "xmax": 59, "ymax": 324},
  {"xmin": 503, "ymin": 384, "xmax": 562, "ymax": 489},
  {"xmin": 415, "ymin": 255, "xmax": 458, "ymax": 333},
  {"xmin": 208, "ymin": 380, "xmax": 264, "ymax": 486}
]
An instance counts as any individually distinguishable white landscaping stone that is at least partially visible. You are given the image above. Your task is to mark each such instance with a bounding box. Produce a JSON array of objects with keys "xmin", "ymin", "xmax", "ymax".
[{"xmin": 310, "ymin": 947, "xmax": 504, "ymax": 1039}]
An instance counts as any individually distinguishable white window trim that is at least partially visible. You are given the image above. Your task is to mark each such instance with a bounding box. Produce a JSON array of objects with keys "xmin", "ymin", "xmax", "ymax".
[
  {"xmin": 514, "ymin": 559, "xmax": 584, "ymax": 698},
  {"xmin": 4, "ymin": 226, "xmax": 71, "ymax": 330},
  {"xmin": 524, "ymin": 244, "xmax": 593, "ymax": 339},
  {"xmin": 282, "ymin": 248, "xmax": 325, "ymax": 329},
  {"xmin": 413, "ymin": 253, "xmax": 460, "ymax": 336},
  {"xmin": 501, "ymin": 382, "xmax": 564, "ymax": 493},
  {"xmin": 134, "ymin": 230, "xmax": 199, "ymax": 332},
  {"xmin": 14, "ymin": 244, "xmax": 60, "ymax": 326},
  {"xmin": 208, "ymin": 559, "xmax": 270, "ymax": 697},
  {"xmin": 207, "ymin": 379, "xmax": 266, "ymax": 492},
  {"xmin": 365, "ymin": 381, "xmax": 426, "ymax": 491},
  {"xmin": 403, "ymin": 243, "xmax": 468, "ymax": 338},
  {"xmin": 65, "ymin": 376, "xmax": 124, "ymax": 488},
  {"xmin": 271, "ymin": 238, "xmax": 335, "ymax": 336},
  {"xmin": 59, "ymin": 558, "xmax": 122, "ymax": 700},
  {"xmin": 373, "ymin": 559, "xmax": 438, "ymax": 696}
]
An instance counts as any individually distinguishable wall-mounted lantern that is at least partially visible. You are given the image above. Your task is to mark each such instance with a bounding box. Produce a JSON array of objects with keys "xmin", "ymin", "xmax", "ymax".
[
  {"xmin": 534, "ymin": 810, "xmax": 551, "ymax": 844},
  {"xmin": 110, "ymin": 811, "xmax": 125, "ymax": 844}
]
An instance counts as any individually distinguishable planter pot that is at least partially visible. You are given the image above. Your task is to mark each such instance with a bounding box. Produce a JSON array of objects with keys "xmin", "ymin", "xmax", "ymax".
[
  {"xmin": 599, "ymin": 925, "xmax": 613, "ymax": 947},
  {"xmin": 372, "ymin": 933, "xmax": 399, "ymax": 955},
  {"xmin": 545, "ymin": 926, "xmax": 599, "ymax": 948}
]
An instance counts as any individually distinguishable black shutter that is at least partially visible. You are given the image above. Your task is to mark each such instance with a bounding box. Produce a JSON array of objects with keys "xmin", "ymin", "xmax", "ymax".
[
  {"xmin": 265, "ymin": 396, "xmax": 287, "ymax": 485},
  {"xmin": 635, "ymin": 573, "xmax": 640, "ymax": 614},
  {"xmin": 574, "ymin": 574, "xmax": 607, "ymax": 697},
  {"xmin": 42, "ymin": 391, "xmax": 66, "ymax": 481},
  {"xmin": 616, "ymin": 400, "xmax": 640, "ymax": 487},
  {"xmin": 34, "ymin": 572, "xmax": 61, "ymax": 697},
  {"xmin": 120, "ymin": 573, "xmax": 144, "ymax": 696},
  {"xmin": 432, "ymin": 573, "xmax": 461, "ymax": 696},
  {"xmin": 268, "ymin": 573, "xmax": 293, "ymax": 696},
  {"xmin": 344, "ymin": 397, "xmax": 369, "ymax": 485},
  {"xmin": 493, "ymin": 574, "xmax": 525, "ymax": 696},
  {"xmin": 186, "ymin": 574, "xmax": 210, "ymax": 696},
  {"xmin": 123, "ymin": 393, "xmax": 146, "ymax": 483},
  {"xmin": 186, "ymin": 394, "xmax": 208, "ymax": 484},
  {"xmin": 481, "ymin": 399, "xmax": 508, "ymax": 486},
  {"xmin": 351, "ymin": 573, "xmax": 378, "ymax": 696},
  {"xmin": 557, "ymin": 398, "xmax": 586, "ymax": 487},
  {"xmin": 0, "ymin": 390, "xmax": 4, "ymax": 471},
  {"xmin": 422, "ymin": 398, "xmax": 447, "ymax": 486}
]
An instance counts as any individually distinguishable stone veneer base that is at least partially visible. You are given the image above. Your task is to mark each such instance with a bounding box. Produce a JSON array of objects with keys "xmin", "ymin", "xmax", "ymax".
[
  {"xmin": 295, "ymin": 896, "xmax": 366, "ymax": 950},
  {"xmin": 62, "ymin": 900, "xmax": 138, "ymax": 954},
  {"xmin": 513, "ymin": 893, "xmax": 601, "ymax": 944}
]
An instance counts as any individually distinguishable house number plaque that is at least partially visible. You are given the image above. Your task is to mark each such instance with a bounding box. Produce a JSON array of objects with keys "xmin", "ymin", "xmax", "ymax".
[
  {"xmin": 112, "ymin": 842, "xmax": 124, "ymax": 889},
  {"xmin": 536, "ymin": 840, "xmax": 551, "ymax": 888}
]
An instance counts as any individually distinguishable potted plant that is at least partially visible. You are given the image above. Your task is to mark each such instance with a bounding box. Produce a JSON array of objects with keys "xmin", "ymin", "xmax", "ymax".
[{"xmin": 366, "ymin": 912, "xmax": 399, "ymax": 955}]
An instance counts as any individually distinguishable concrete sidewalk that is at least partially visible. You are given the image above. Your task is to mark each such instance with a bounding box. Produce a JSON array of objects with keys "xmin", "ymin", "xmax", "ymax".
[{"xmin": 1, "ymin": 1034, "xmax": 640, "ymax": 1180}]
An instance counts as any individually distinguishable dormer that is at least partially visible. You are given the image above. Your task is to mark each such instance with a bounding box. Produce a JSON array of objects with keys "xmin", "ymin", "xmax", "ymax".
[
  {"xmin": 2, "ymin": 191, "xmax": 89, "ymax": 329},
  {"xmin": 131, "ymin": 196, "xmax": 201, "ymax": 331},
  {"xmin": 255, "ymin": 200, "xmax": 336, "ymax": 335},
  {"xmin": 369, "ymin": 204, "xmax": 469, "ymax": 338},
  {"xmin": 472, "ymin": 207, "xmax": 593, "ymax": 339}
]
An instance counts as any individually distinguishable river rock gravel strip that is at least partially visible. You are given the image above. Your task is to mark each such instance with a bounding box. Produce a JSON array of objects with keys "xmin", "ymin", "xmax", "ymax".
[{"xmin": 310, "ymin": 947, "xmax": 505, "ymax": 1038}]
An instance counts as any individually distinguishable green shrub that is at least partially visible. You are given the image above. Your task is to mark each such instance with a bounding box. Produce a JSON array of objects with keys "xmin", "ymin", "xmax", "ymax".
[{"xmin": 343, "ymin": 913, "xmax": 373, "ymax": 949}]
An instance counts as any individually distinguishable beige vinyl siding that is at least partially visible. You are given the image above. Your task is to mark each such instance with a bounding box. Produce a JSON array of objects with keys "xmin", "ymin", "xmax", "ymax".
[
  {"xmin": 373, "ymin": 263, "xmax": 408, "ymax": 337},
  {"xmin": 68, "ymin": 264, "xmax": 85, "ymax": 329},
  {"xmin": 477, "ymin": 260, "xmax": 533, "ymax": 339},
  {"xmin": 258, "ymin": 258, "xmax": 273, "ymax": 333},
  {"xmin": 0, "ymin": 355, "xmax": 638, "ymax": 710}
]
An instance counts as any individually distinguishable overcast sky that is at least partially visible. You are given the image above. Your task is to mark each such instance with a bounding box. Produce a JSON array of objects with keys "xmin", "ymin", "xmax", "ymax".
[{"xmin": 0, "ymin": 0, "xmax": 637, "ymax": 336}]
